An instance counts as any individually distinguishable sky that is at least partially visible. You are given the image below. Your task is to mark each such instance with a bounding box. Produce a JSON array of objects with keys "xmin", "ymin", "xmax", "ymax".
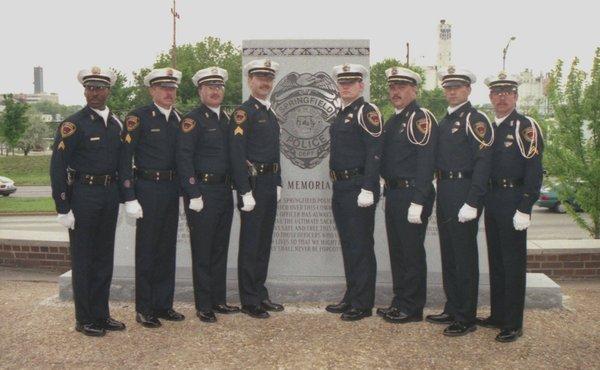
[{"xmin": 1, "ymin": 0, "xmax": 598, "ymax": 106}]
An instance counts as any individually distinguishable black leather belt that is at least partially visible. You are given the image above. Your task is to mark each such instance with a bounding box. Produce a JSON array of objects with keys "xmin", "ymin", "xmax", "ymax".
[
  {"xmin": 436, "ymin": 170, "xmax": 473, "ymax": 180},
  {"xmin": 490, "ymin": 178, "xmax": 524, "ymax": 189},
  {"xmin": 74, "ymin": 173, "xmax": 116, "ymax": 186},
  {"xmin": 330, "ymin": 167, "xmax": 364, "ymax": 181},
  {"xmin": 135, "ymin": 169, "xmax": 176, "ymax": 181},
  {"xmin": 252, "ymin": 162, "xmax": 280, "ymax": 175},
  {"xmin": 385, "ymin": 178, "xmax": 415, "ymax": 189},
  {"xmin": 197, "ymin": 172, "xmax": 231, "ymax": 185}
]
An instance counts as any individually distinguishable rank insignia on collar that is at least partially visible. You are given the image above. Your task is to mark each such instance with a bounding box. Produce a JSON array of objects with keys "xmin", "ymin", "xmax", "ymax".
[
  {"xmin": 234, "ymin": 110, "xmax": 247, "ymax": 125},
  {"xmin": 205, "ymin": 112, "xmax": 210, "ymax": 118},
  {"xmin": 125, "ymin": 116, "xmax": 140, "ymax": 132},
  {"xmin": 182, "ymin": 118, "xmax": 196, "ymax": 133},
  {"xmin": 459, "ymin": 112, "xmax": 464, "ymax": 118},
  {"xmin": 152, "ymin": 110, "xmax": 156, "ymax": 117}
]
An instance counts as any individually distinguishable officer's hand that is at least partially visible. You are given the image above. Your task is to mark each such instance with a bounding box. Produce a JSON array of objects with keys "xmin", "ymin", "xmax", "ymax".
[
  {"xmin": 513, "ymin": 210, "xmax": 531, "ymax": 230},
  {"xmin": 357, "ymin": 189, "xmax": 374, "ymax": 207},
  {"xmin": 277, "ymin": 186, "xmax": 282, "ymax": 202},
  {"xmin": 241, "ymin": 192, "xmax": 256, "ymax": 212},
  {"xmin": 57, "ymin": 210, "xmax": 75, "ymax": 230},
  {"xmin": 189, "ymin": 196, "xmax": 204, "ymax": 212},
  {"xmin": 407, "ymin": 203, "xmax": 423, "ymax": 224},
  {"xmin": 125, "ymin": 200, "xmax": 144, "ymax": 219},
  {"xmin": 457, "ymin": 203, "xmax": 477, "ymax": 223}
]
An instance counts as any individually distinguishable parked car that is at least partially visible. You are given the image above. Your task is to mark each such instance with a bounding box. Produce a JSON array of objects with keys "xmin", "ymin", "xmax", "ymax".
[
  {"xmin": 0, "ymin": 176, "xmax": 17, "ymax": 196},
  {"xmin": 536, "ymin": 185, "xmax": 581, "ymax": 213}
]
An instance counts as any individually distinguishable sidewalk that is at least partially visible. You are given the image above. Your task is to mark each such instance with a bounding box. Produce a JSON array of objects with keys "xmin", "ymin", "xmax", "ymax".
[{"xmin": 0, "ymin": 267, "xmax": 598, "ymax": 369}]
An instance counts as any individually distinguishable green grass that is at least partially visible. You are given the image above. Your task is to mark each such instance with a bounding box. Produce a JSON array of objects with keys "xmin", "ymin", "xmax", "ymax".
[
  {"xmin": 0, "ymin": 196, "xmax": 55, "ymax": 214},
  {"xmin": 0, "ymin": 155, "xmax": 51, "ymax": 185}
]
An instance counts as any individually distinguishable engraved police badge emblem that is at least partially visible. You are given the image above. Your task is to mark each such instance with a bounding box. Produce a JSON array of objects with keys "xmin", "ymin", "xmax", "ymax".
[{"xmin": 272, "ymin": 72, "xmax": 341, "ymax": 169}]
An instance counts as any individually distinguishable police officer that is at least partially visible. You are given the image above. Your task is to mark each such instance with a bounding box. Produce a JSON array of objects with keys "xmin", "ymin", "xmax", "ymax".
[
  {"xmin": 476, "ymin": 72, "xmax": 543, "ymax": 342},
  {"xmin": 177, "ymin": 67, "xmax": 240, "ymax": 323},
  {"xmin": 119, "ymin": 68, "xmax": 185, "ymax": 328},
  {"xmin": 50, "ymin": 67, "xmax": 125, "ymax": 336},
  {"xmin": 377, "ymin": 67, "xmax": 438, "ymax": 324},
  {"xmin": 229, "ymin": 59, "xmax": 284, "ymax": 319},
  {"xmin": 426, "ymin": 67, "xmax": 493, "ymax": 336},
  {"xmin": 325, "ymin": 64, "xmax": 382, "ymax": 321}
]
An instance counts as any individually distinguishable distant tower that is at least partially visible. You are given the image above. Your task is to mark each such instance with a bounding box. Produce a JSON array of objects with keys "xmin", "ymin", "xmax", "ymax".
[
  {"xmin": 437, "ymin": 19, "xmax": 452, "ymax": 68},
  {"xmin": 33, "ymin": 66, "xmax": 44, "ymax": 94}
]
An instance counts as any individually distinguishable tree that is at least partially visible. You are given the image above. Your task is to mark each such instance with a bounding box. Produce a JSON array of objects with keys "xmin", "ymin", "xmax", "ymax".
[
  {"xmin": 17, "ymin": 112, "xmax": 50, "ymax": 155},
  {"xmin": 107, "ymin": 69, "xmax": 135, "ymax": 117},
  {"xmin": 370, "ymin": 59, "xmax": 446, "ymax": 120},
  {"xmin": 120, "ymin": 37, "xmax": 243, "ymax": 115},
  {"xmin": 0, "ymin": 95, "xmax": 29, "ymax": 155},
  {"xmin": 544, "ymin": 49, "xmax": 600, "ymax": 238}
]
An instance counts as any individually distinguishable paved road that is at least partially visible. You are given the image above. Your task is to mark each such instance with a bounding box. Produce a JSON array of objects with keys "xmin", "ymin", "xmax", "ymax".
[
  {"xmin": 5, "ymin": 186, "xmax": 51, "ymax": 198},
  {"xmin": 0, "ymin": 206, "xmax": 591, "ymax": 240}
]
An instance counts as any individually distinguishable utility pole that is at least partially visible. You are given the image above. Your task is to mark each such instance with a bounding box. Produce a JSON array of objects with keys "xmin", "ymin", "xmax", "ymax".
[
  {"xmin": 171, "ymin": 0, "xmax": 180, "ymax": 68},
  {"xmin": 406, "ymin": 42, "xmax": 410, "ymax": 66}
]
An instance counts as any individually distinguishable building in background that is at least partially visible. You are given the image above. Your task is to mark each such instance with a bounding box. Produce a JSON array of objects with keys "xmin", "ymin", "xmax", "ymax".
[
  {"xmin": 423, "ymin": 19, "xmax": 452, "ymax": 91},
  {"xmin": 0, "ymin": 66, "xmax": 59, "ymax": 106},
  {"xmin": 518, "ymin": 69, "xmax": 549, "ymax": 115}
]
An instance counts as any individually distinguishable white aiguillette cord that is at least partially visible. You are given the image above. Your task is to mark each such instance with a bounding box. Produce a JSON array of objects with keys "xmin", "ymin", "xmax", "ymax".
[
  {"xmin": 356, "ymin": 103, "xmax": 383, "ymax": 137},
  {"xmin": 516, "ymin": 116, "xmax": 543, "ymax": 158},
  {"xmin": 407, "ymin": 108, "xmax": 438, "ymax": 146},
  {"xmin": 465, "ymin": 110, "xmax": 495, "ymax": 148}
]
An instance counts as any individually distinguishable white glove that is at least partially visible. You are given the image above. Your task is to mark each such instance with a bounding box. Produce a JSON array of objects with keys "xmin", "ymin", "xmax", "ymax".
[
  {"xmin": 57, "ymin": 210, "xmax": 75, "ymax": 230},
  {"xmin": 458, "ymin": 203, "xmax": 477, "ymax": 223},
  {"xmin": 277, "ymin": 186, "xmax": 282, "ymax": 202},
  {"xmin": 125, "ymin": 199, "xmax": 143, "ymax": 219},
  {"xmin": 513, "ymin": 210, "xmax": 531, "ymax": 230},
  {"xmin": 241, "ymin": 192, "xmax": 256, "ymax": 212},
  {"xmin": 407, "ymin": 203, "xmax": 423, "ymax": 224},
  {"xmin": 357, "ymin": 189, "xmax": 374, "ymax": 207},
  {"xmin": 189, "ymin": 196, "xmax": 204, "ymax": 212}
]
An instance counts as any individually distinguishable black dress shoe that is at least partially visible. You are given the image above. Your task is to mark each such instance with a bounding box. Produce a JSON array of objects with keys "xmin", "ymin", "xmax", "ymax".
[
  {"xmin": 383, "ymin": 308, "xmax": 423, "ymax": 324},
  {"xmin": 425, "ymin": 312, "xmax": 454, "ymax": 325},
  {"xmin": 75, "ymin": 322, "xmax": 106, "ymax": 337},
  {"xmin": 212, "ymin": 304, "xmax": 240, "ymax": 314},
  {"xmin": 99, "ymin": 317, "xmax": 126, "ymax": 331},
  {"xmin": 326, "ymin": 301, "xmax": 350, "ymax": 314},
  {"xmin": 241, "ymin": 305, "xmax": 270, "ymax": 319},
  {"xmin": 495, "ymin": 328, "xmax": 523, "ymax": 342},
  {"xmin": 136, "ymin": 312, "xmax": 161, "ymax": 328},
  {"xmin": 376, "ymin": 306, "xmax": 393, "ymax": 317},
  {"xmin": 261, "ymin": 299, "xmax": 284, "ymax": 312},
  {"xmin": 340, "ymin": 308, "xmax": 372, "ymax": 321},
  {"xmin": 476, "ymin": 316, "xmax": 501, "ymax": 329},
  {"xmin": 196, "ymin": 310, "xmax": 217, "ymax": 323},
  {"xmin": 156, "ymin": 308, "xmax": 185, "ymax": 321},
  {"xmin": 443, "ymin": 321, "xmax": 477, "ymax": 337}
]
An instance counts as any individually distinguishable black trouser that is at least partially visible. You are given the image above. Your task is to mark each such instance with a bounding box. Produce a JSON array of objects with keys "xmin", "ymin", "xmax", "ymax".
[
  {"xmin": 436, "ymin": 179, "xmax": 481, "ymax": 325},
  {"xmin": 185, "ymin": 183, "xmax": 234, "ymax": 311},
  {"xmin": 68, "ymin": 182, "xmax": 119, "ymax": 324},
  {"xmin": 237, "ymin": 174, "xmax": 278, "ymax": 306},
  {"xmin": 331, "ymin": 181, "xmax": 378, "ymax": 310},
  {"xmin": 385, "ymin": 186, "xmax": 434, "ymax": 315},
  {"xmin": 134, "ymin": 179, "xmax": 179, "ymax": 315},
  {"xmin": 484, "ymin": 187, "xmax": 527, "ymax": 330}
]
